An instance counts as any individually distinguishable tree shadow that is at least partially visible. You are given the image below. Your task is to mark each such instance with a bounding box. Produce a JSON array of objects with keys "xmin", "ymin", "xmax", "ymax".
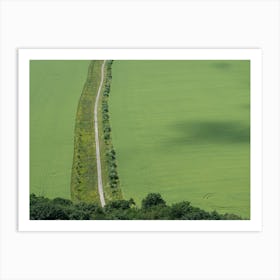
[
  {"xmin": 241, "ymin": 104, "xmax": 250, "ymax": 110},
  {"xmin": 165, "ymin": 120, "xmax": 250, "ymax": 146},
  {"xmin": 211, "ymin": 62, "xmax": 232, "ymax": 70}
]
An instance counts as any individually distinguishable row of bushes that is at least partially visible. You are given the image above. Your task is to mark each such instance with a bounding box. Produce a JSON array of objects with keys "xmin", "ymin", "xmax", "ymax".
[
  {"xmin": 30, "ymin": 193, "xmax": 243, "ymax": 220},
  {"xmin": 101, "ymin": 60, "xmax": 120, "ymax": 190},
  {"xmin": 70, "ymin": 61, "xmax": 102, "ymax": 203}
]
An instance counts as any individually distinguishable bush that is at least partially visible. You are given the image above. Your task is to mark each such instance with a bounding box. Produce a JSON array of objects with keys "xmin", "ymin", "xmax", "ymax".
[
  {"xmin": 142, "ymin": 193, "xmax": 166, "ymax": 210},
  {"xmin": 170, "ymin": 201, "xmax": 191, "ymax": 219}
]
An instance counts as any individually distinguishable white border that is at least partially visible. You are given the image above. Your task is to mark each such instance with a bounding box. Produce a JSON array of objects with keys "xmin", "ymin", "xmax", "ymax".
[{"xmin": 18, "ymin": 49, "xmax": 262, "ymax": 231}]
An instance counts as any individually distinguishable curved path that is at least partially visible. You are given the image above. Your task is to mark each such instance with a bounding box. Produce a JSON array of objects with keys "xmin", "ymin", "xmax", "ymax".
[{"xmin": 94, "ymin": 60, "xmax": 106, "ymax": 207}]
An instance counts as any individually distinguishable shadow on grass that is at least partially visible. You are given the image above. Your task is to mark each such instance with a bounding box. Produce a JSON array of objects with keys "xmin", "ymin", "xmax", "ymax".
[
  {"xmin": 241, "ymin": 104, "xmax": 250, "ymax": 110},
  {"xmin": 211, "ymin": 61, "xmax": 232, "ymax": 70},
  {"xmin": 164, "ymin": 120, "xmax": 250, "ymax": 146}
]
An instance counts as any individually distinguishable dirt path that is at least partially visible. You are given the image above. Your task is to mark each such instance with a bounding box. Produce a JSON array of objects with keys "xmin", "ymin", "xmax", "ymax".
[{"xmin": 94, "ymin": 61, "xmax": 106, "ymax": 207}]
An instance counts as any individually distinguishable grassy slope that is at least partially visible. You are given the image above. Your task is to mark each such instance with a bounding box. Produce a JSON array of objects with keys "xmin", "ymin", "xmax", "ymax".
[
  {"xmin": 109, "ymin": 60, "xmax": 250, "ymax": 218},
  {"xmin": 71, "ymin": 61, "xmax": 103, "ymax": 204},
  {"xmin": 30, "ymin": 60, "xmax": 90, "ymax": 199}
]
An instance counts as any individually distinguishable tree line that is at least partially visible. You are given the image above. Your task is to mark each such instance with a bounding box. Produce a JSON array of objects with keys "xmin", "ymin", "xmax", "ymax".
[
  {"xmin": 30, "ymin": 193, "xmax": 242, "ymax": 220},
  {"xmin": 101, "ymin": 60, "xmax": 121, "ymax": 194}
]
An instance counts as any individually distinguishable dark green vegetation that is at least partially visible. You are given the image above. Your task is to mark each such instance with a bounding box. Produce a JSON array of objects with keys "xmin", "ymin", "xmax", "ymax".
[
  {"xmin": 70, "ymin": 61, "xmax": 103, "ymax": 203},
  {"xmin": 109, "ymin": 60, "xmax": 250, "ymax": 218},
  {"xmin": 30, "ymin": 193, "xmax": 242, "ymax": 220},
  {"xmin": 99, "ymin": 60, "xmax": 122, "ymax": 201},
  {"xmin": 30, "ymin": 60, "xmax": 90, "ymax": 199}
]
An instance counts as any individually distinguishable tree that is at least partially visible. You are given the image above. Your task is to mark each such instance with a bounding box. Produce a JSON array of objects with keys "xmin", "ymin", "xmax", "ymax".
[
  {"xmin": 141, "ymin": 193, "xmax": 166, "ymax": 210},
  {"xmin": 30, "ymin": 202, "xmax": 69, "ymax": 220},
  {"xmin": 105, "ymin": 200, "xmax": 131, "ymax": 211},
  {"xmin": 170, "ymin": 201, "xmax": 191, "ymax": 219},
  {"xmin": 53, "ymin": 197, "xmax": 73, "ymax": 206},
  {"xmin": 30, "ymin": 193, "xmax": 242, "ymax": 220}
]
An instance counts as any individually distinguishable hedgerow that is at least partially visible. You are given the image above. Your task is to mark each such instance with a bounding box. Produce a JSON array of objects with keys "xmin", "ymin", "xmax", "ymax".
[{"xmin": 101, "ymin": 61, "xmax": 121, "ymax": 193}]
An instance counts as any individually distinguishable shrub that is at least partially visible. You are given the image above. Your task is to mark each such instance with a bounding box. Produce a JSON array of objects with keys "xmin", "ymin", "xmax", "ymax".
[{"xmin": 142, "ymin": 193, "xmax": 166, "ymax": 210}]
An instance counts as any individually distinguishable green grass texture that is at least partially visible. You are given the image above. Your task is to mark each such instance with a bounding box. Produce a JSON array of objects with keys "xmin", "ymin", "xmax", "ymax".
[
  {"xmin": 109, "ymin": 60, "xmax": 250, "ymax": 218},
  {"xmin": 30, "ymin": 60, "xmax": 90, "ymax": 199},
  {"xmin": 70, "ymin": 61, "xmax": 103, "ymax": 204}
]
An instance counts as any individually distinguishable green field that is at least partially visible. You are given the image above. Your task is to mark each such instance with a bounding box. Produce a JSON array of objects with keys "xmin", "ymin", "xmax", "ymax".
[
  {"xmin": 109, "ymin": 60, "xmax": 250, "ymax": 218},
  {"xmin": 30, "ymin": 60, "xmax": 90, "ymax": 199}
]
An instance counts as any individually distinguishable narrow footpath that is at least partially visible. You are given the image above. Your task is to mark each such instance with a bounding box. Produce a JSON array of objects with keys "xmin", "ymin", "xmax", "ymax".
[{"xmin": 94, "ymin": 60, "xmax": 106, "ymax": 207}]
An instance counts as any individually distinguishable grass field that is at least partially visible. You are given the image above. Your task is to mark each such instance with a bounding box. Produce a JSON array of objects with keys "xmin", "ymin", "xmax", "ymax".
[
  {"xmin": 30, "ymin": 60, "xmax": 90, "ymax": 199},
  {"xmin": 109, "ymin": 60, "xmax": 250, "ymax": 218}
]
